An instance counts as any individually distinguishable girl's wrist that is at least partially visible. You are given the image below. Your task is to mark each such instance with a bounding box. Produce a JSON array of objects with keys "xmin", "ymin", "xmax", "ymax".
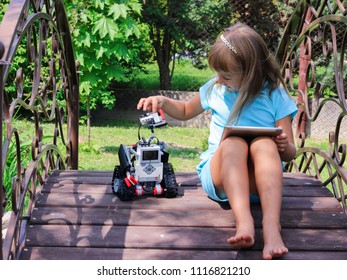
[{"xmin": 279, "ymin": 143, "xmax": 296, "ymax": 162}]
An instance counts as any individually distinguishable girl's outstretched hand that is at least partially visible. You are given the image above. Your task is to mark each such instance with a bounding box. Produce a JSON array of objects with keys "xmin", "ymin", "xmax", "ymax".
[{"xmin": 137, "ymin": 96, "xmax": 164, "ymax": 112}]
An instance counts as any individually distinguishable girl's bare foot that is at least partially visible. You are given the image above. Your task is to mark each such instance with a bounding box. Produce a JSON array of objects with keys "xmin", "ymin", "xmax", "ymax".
[
  {"xmin": 263, "ymin": 245, "xmax": 288, "ymax": 259},
  {"xmin": 227, "ymin": 232, "xmax": 255, "ymax": 249},
  {"xmin": 227, "ymin": 222, "xmax": 255, "ymax": 249},
  {"xmin": 262, "ymin": 226, "xmax": 288, "ymax": 259}
]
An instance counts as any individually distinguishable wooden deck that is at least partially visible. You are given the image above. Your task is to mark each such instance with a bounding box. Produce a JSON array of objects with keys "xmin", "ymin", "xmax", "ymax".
[{"xmin": 19, "ymin": 170, "xmax": 347, "ymax": 260}]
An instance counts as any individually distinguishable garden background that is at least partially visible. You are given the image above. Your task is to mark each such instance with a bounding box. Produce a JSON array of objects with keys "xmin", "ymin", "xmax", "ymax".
[{"xmin": 0, "ymin": 0, "xmax": 346, "ymax": 213}]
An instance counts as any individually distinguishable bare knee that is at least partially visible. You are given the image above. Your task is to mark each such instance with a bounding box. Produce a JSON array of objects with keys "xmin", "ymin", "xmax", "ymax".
[
  {"xmin": 249, "ymin": 137, "xmax": 283, "ymax": 185},
  {"xmin": 211, "ymin": 136, "xmax": 249, "ymax": 188},
  {"xmin": 220, "ymin": 136, "xmax": 249, "ymax": 156},
  {"xmin": 249, "ymin": 137, "xmax": 281, "ymax": 163}
]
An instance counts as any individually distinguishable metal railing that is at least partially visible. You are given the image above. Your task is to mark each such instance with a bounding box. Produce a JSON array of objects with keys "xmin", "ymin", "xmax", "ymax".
[
  {"xmin": 0, "ymin": 0, "xmax": 346, "ymax": 260},
  {"xmin": 0, "ymin": 0, "xmax": 79, "ymax": 259},
  {"xmin": 277, "ymin": 0, "xmax": 347, "ymax": 212}
]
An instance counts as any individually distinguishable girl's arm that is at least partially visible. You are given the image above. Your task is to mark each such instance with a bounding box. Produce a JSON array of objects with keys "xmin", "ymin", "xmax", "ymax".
[
  {"xmin": 137, "ymin": 94, "xmax": 204, "ymax": 121},
  {"xmin": 274, "ymin": 116, "xmax": 296, "ymax": 162}
]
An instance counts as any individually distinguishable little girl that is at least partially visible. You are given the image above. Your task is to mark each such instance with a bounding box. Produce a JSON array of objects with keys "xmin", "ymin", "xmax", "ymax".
[{"xmin": 137, "ymin": 23, "xmax": 297, "ymax": 260}]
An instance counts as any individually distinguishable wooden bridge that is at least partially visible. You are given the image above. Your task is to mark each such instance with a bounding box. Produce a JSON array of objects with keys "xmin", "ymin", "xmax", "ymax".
[
  {"xmin": 18, "ymin": 170, "xmax": 347, "ymax": 260},
  {"xmin": 1, "ymin": 0, "xmax": 347, "ymax": 261}
]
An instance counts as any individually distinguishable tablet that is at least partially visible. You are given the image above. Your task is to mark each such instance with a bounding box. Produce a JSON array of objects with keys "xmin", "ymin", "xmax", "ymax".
[{"xmin": 221, "ymin": 126, "xmax": 283, "ymax": 141}]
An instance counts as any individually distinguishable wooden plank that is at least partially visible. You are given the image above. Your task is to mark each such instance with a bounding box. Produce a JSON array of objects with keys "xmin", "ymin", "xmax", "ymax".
[
  {"xmin": 282, "ymin": 186, "xmax": 333, "ymax": 197},
  {"xmin": 233, "ymin": 250, "xmax": 347, "ymax": 260},
  {"xmin": 41, "ymin": 183, "xmax": 195, "ymax": 195},
  {"xmin": 34, "ymin": 192, "xmax": 228, "ymax": 210},
  {"xmin": 24, "ymin": 225, "xmax": 347, "ymax": 251},
  {"xmin": 41, "ymin": 181, "xmax": 333, "ymax": 198},
  {"xmin": 44, "ymin": 176, "xmax": 199, "ymax": 186},
  {"xmin": 281, "ymin": 197, "xmax": 341, "ymax": 211},
  {"xmin": 30, "ymin": 207, "xmax": 347, "ymax": 229},
  {"xmin": 30, "ymin": 207, "xmax": 238, "ymax": 227},
  {"xmin": 20, "ymin": 247, "xmax": 347, "ymax": 260},
  {"xmin": 20, "ymin": 247, "xmax": 239, "ymax": 260},
  {"xmin": 49, "ymin": 170, "xmax": 321, "ymax": 181},
  {"xmin": 50, "ymin": 170, "xmax": 113, "ymax": 177},
  {"xmin": 34, "ymin": 191, "xmax": 342, "ymax": 211},
  {"xmin": 282, "ymin": 174, "xmax": 322, "ymax": 187},
  {"xmin": 46, "ymin": 171, "xmax": 197, "ymax": 184},
  {"xmin": 46, "ymin": 171, "xmax": 323, "ymax": 188},
  {"xmin": 50, "ymin": 170, "xmax": 197, "ymax": 179}
]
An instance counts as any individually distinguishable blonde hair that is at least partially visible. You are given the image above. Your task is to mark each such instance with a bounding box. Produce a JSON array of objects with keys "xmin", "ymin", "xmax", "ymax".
[{"xmin": 208, "ymin": 23, "xmax": 287, "ymax": 124}]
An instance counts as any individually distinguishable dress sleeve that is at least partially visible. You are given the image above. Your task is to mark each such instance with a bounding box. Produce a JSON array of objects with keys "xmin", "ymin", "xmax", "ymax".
[
  {"xmin": 273, "ymin": 87, "xmax": 298, "ymax": 121},
  {"xmin": 199, "ymin": 78, "xmax": 216, "ymax": 111}
]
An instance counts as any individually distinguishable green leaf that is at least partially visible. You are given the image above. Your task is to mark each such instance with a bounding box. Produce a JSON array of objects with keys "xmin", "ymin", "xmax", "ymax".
[
  {"xmin": 129, "ymin": 2, "xmax": 142, "ymax": 15},
  {"xmin": 108, "ymin": 4, "xmax": 121, "ymax": 20},
  {"xmin": 105, "ymin": 65, "xmax": 125, "ymax": 81},
  {"xmin": 122, "ymin": 18, "xmax": 141, "ymax": 38},
  {"xmin": 96, "ymin": 46, "xmax": 108, "ymax": 60},
  {"xmin": 86, "ymin": 57, "xmax": 102, "ymax": 71},
  {"xmin": 111, "ymin": 42, "xmax": 129, "ymax": 60},
  {"xmin": 76, "ymin": 53, "xmax": 85, "ymax": 66},
  {"xmin": 132, "ymin": 24, "xmax": 140, "ymax": 38},
  {"xmin": 80, "ymin": 13, "xmax": 88, "ymax": 23},
  {"xmin": 81, "ymin": 71, "xmax": 103, "ymax": 88},
  {"xmin": 93, "ymin": 17, "xmax": 118, "ymax": 40},
  {"xmin": 95, "ymin": 0, "xmax": 106, "ymax": 10},
  {"xmin": 81, "ymin": 32, "xmax": 91, "ymax": 48},
  {"xmin": 80, "ymin": 81, "xmax": 91, "ymax": 95},
  {"xmin": 101, "ymin": 91, "xmax": 116, "ymax": 109},
  {"xmin": 108, "ymin": 4, "xmax": 128, "ymax": 20}
]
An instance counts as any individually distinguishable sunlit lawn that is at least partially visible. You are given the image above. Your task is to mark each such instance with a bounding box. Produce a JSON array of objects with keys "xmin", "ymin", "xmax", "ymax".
[
  {"xmin": 128, "ymin": 60, "xmax": 214, "ymax": 91},
  {"xmin": 78, "ymin": 119, "xmax": 209, "ymax": 172}
]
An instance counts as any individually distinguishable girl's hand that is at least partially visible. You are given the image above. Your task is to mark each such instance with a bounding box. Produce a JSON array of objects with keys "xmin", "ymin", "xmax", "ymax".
[
  {"xmin": 137, "ymin": 96, "xmax": 164, "ymax": 112},
  {"xmin": 273, "ymin": 129, "xmax": 288, "ymax": 152},
  {"xmin": 275, "ymin": 118, "xmax": 296, "ymax": 162},
  {"xmin": 137, "ymin": 94, "xmax": 204, "ymax": 121}
]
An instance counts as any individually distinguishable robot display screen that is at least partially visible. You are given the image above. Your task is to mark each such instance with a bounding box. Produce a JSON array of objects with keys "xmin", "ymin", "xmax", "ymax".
[{"xmin": 142, "ymin": 150, "xmax": 159, "ymax": 161}]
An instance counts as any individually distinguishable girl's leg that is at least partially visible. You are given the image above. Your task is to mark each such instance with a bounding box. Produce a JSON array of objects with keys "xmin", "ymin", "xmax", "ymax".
[
  {"xmin": 210, "ymin": 137, "xmax": 254, "ymax": 249},
  {"xmin": 249, "ymin": 137, "xmax": 288, "ymax": 259}
]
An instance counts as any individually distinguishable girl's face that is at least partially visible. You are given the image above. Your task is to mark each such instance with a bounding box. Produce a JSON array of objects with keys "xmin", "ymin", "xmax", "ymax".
[{"xmin": 217, "ymin": 71, "xmax": 242, "ymax": 91}]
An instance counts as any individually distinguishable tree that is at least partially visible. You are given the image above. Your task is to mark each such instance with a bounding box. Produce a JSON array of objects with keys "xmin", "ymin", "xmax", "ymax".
[
  {"xmin": 141, "ymin": 0, "xmax": 233, "ymax": 90},
  {"xmin": 65, "ymin": 0, "xmax": 147, "ymax": 112},
  {"xmin": 64, "ymin": 0, "xmax": 149, "ymax": 143},
  {"xmin": 141, "ymin": 0, "xmax": 295, "ymax": 90},
  {"xmin": 229, "ymin": 0, "xmax": 295, "ymax": 53}
]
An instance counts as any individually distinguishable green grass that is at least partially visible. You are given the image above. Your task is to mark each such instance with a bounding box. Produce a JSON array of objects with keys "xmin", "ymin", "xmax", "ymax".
[
  {"xmin": 78, "ymin": 119, "xmax": 209, "ymax": 172},
  {"xmin": 11, "ymin": 119, "xmax": 346, "ymax": 174},
  {"xmin": 8, "ymin": 119, "xmax": 208, "ymax": 172},
  {"xmin": 128, "ymin": 60, "xmax": 214, "ymax": 91}
]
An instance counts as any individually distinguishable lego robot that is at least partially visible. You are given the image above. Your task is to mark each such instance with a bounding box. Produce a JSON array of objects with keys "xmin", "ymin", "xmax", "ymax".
[{"xmin": 111, "ymin": 109, "xmax": 179, "ymax": 201}]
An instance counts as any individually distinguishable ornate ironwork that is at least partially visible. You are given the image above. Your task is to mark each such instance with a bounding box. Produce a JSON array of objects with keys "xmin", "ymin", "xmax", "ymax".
[
  {"xmin": 0, "ymin": 0, "xmax": 346, "ymax": 261},
  {"xmin": 0, "ymin": 0, "xmax": 79, "ymax": 259},
  {"xmin": 277, "ymin": 0, "xmax": 347, "ymax": 212}
]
